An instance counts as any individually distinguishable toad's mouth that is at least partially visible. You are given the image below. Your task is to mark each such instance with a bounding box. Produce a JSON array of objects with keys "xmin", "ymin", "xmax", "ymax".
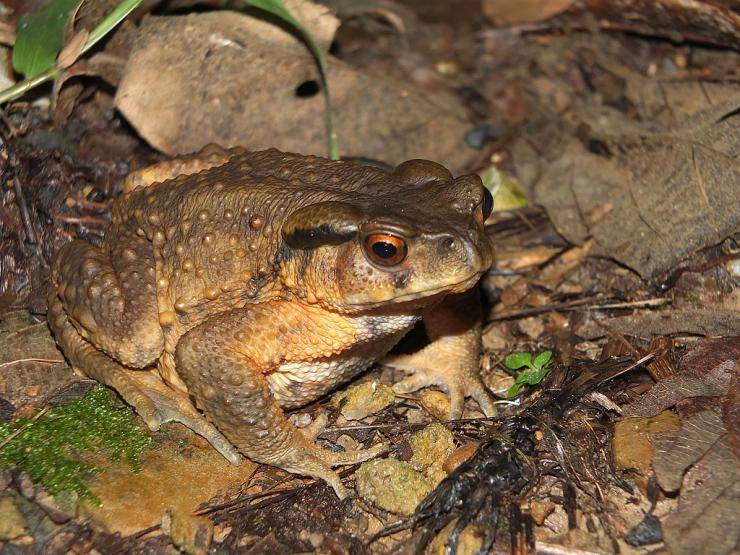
[{"xmin": 344, "ymin": 271, "xmax": 486, "ymax": 310}]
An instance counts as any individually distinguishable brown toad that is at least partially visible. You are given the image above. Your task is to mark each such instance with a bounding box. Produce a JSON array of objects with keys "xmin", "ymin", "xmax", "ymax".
[{"xmin": 47, "ymin": 146, "xmax": 495, "ymax": 498}]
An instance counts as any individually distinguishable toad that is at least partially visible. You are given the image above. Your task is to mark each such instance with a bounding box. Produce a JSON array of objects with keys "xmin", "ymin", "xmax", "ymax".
[{"xmin": 47, "ymin": 146, "xmax": 496, "ymax": 498}]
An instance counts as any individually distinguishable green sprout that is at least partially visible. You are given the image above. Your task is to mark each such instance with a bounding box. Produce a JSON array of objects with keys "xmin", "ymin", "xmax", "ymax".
[
  {"xmin": 0, "ymin": 386, "xmax": 151, "ymax": 504},
  {"xmin": 504, "ymin": 350, "xmax": 553, "ymax": 398}
]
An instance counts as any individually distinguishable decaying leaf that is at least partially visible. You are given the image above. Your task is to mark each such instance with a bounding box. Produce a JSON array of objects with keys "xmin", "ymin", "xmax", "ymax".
[
  {"xmin": 577, "ymin": 308, "xmax": 740, "ymax": 340},
  {"xmin": 115, "ymin": 2, "xmax": 476, "ymax": 171},
  {"xmin": 623, "ymin": 337, "xmax": 738, "ymax": 417},
  {"xmin": 481, "ymin": 0, "xmax": 575, "ymax": 26},
  {"xmin": 662, "ymin": 435, "xmax": 740, "ymax": 555},
  {"xmin": 57, "ymin": 29, "xmax": 89, "ymax": 70},
  {"xmin": 481, "ymin": 0, "xmax": 740, "ymax": 49},
  {"xmin": 621, "ymin": 337, "xmax": 740, "ymax": 555},
  {"xmin": 651, "ymin": 407, "xmax": 724, "ymax": 491},
  {"xmin": 0, "ymin": 310, "xmax": 79, "ymax": 410},
  {"xmin": 524, "ymin": 97, "xmax": 740, "ymax": 278},
  {"xmin": 574, "ymin": 0, "xmax": 740, "ymax": 50}
]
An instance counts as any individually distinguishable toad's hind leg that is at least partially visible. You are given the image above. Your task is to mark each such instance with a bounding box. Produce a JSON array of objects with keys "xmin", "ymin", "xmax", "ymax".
[
  {"xmin": 49, "ymin": 238, "xmax": 163, "ymax": 367},
  {"xmin": 176, "ymin": 308, "xmax": 388, "ymax": 499},
  {"xmin": 48, "ymin": 240, "xmax": 240, "ymax": 463}
]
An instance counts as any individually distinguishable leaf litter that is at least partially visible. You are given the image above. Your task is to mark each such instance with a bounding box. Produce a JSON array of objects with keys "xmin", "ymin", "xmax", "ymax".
[{"xmin": 0, "ymin": 0, "xmax": 739, "ymax": 553}]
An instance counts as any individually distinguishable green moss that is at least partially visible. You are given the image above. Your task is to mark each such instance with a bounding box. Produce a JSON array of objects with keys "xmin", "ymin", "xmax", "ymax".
[{"xmin": 0, "ymin": 386, "xmax": 151, "ymax": 503}]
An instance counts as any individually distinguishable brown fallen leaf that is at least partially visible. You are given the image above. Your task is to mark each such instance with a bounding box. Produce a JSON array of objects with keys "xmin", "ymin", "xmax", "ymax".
[
  {"xmin": 661, "ymin": 434, "xmax": 740, "ymax": 555},
  {"xmin": 115, "ymin": 3, "xmax": 476, "ymax": 172},
  {"xmin": 57, "ymin": 29, "xmax": 90, "ymax": 70},
  {"xmin": 0, "ymin": 310, "xmax": 81, "ymax": 410},
  {"xmin": 508, "ymin": 28, "xmax": 740, "ymax": 279},
  {"xmin": 620, "ymin": 337, "xmax": 740, "ymax": 555},
  {"xmin": 530, "ymin": 100, "xmax": 740, "ymax": 278},
  {"xmin": 651, "ymin": 407, "xmax": 725, "ymax": 491},
  {"xmin": 623, "ymin": 337, "xmax": 738, "ymax": 418},
  {"xmin": 577, "ymin": 308, "xmax": 740, "ymax": 340},
  {"xmin": 482, "ymin": 0, "xmax": 575, "ymax": 26},
  {"xmin": 575, "ymin": 0, "xmax": 740, "ymax": 50},
  {"xmin": 482, "ymin": 0, "xmax": 740, "ymax": 49}
]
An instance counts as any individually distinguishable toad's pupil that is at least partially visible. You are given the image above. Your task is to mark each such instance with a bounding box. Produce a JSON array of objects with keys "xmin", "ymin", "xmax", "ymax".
[
  {"xmin": 483, "ymin": 188, "xmax": 493, "ymax": 218},
  {"xmin": 372, "ymin": 241, "xmax": 397, "ymax": 259}
]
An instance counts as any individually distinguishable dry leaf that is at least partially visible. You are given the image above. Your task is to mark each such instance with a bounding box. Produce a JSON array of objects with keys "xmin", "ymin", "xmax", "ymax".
[
  {"xmin": 115, "ymin": 6, "xmax": 475, "ymax": 171},
  {"xmin": 623, "ymin": 337, "xmax": 738, "ymax": 418},
  {"xmin": 577, "ymin": 308, "xmax": 740, "ymax": 340},
  {"xmin": 619, "ymin": 337, "xmax": 740, "ymax": 554},
  {"xmin": 57, "ymin": 29, "xmax": 89, "ymax": 69},
  {"xmin": 662, "ymin": 435, "xmax": 740, "ymax": 555},
  {"xmin": 0, "ymin": 310, "xmax": 79, "ymax": 409},
  {"xmin": 576, "ymin": 0, "xmax": 740, "ymax": 50},
  {"xmin": 651, "ymin": 407, "xmax": 725, "ymax": 491},
  {"xmin": 530, "ymin": 100, "xmax": 740, "ymax": 278},
  {"xmin": 482, "ymin": 0, "xmax": 575, "ymax": 26}
]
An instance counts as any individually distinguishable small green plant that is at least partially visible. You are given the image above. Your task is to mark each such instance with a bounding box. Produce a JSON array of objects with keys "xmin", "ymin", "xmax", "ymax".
[
  {"xmin": 0, "ymin": 0, "xmax": 144, "ymax": 104},
  {"xmin": 1, "ymin": 0, "xmax": 339, "ymax": 160},
  {"xmin": 504, "ymin": 350, "xmax": 553, "ymax": 398},
  {"xmin": 0, "ymin": 386, "xmax": 151, "ymax": 503}
]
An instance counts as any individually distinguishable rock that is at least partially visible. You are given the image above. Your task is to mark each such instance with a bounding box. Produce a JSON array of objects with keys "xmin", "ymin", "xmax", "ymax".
[
  {"xmin": 612, "ymin": 411, "xmax": 680, "ymax": 472},
  {"xmin": 80, "ymin": 425, "xmax": 256, "ymax": 537},
  {"xmin": 442, "ymin": 442, "xmax": 479, "ymax": 474},
  {"xmin": 355, "ymin": 459, "xmax": 435, "ymax": 516},
  {"xmin": 409, "ymin": 423, "xmax": 455, "ymax": 473},
  {"xmin": 333, "ymin": 380, "xmax": 395, "ymax": 421},
  {"xmin": 428, "ymin": 518, "xmax": 485, "ymax": 555},
  {"xmin": 419, "ymin": 390, "xmax": 452, "ymax": 421},
  {"xmin": 0, "ymin": 496, "xmax": 27, "ymax": 540},
  {"xmin": 35, "ymin": 490, "xmax": 77, "ymax": 523}
]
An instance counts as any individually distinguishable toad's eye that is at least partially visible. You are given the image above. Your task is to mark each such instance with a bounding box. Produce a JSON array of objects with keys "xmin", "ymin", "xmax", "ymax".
[
  {"xmin": 482, "ymin": 187, "xmax": 494, "ymax": 221},
  {"xmin": 364, "ymin": 233, "xmax": 407, "ymax": 266}
]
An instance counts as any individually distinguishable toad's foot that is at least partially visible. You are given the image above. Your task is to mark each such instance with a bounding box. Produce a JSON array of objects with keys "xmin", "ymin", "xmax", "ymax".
[
  {"xmin": 127, "ymin": 370, "xmax": 241, "ymax": 464},
  {"xmin": 385, "ymin": 291, "xmax": 497, "ymax": 419},
  {"xmin": 385, "ymin": 342, "xmax": 497, "ymax": 419}
]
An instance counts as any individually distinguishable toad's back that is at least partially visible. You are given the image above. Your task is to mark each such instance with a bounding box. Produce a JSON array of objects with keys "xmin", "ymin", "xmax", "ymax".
[{"xmin": 105, "ymin": 148, "xmax": 397, "ymax": 326}]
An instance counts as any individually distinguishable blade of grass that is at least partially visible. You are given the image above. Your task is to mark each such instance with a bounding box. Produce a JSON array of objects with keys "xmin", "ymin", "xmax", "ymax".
[
  {"xmin": 0, "ymin": 0, "xmax": 143, "ymax": 105},
  {"xmin": 239, "ymin": 0, "xmax": 339, "ymax": 160},
  {"xmin": 81, "ymin": 0, "xmax": 142, "ymax": 57}
]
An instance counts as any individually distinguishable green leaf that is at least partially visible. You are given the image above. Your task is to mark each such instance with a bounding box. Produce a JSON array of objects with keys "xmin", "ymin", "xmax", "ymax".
[
  {"xmin": 477, "ymin": 165, "xmax": 528, "ymax": 212},
  {"xmin": 239, "ymin": 0, "xmax": 339, "ymax": 159},
  {"xmin": 517, "ymin": 366, "xmax": 548, "ymax": 386},
  {"xmin": 504, "ymin": 352, "xmax": 533, "ymax": 370},
  {"xmin": 13, "ymin": 0, "xmax": 80, "ymax": 79},
  {"xmin": 533, "ymin": 350, "xmax": 553, "ymax": 369},
  {"xmin": 506, "ymin": 382, "xmax": 523, "ymax": 398}
]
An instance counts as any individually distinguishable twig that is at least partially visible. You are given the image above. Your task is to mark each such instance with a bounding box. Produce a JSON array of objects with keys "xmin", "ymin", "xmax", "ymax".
[
  {"xmin": 597, "ymin": 352, "xmax": 656, "ymax": 385},
  {"xmin": 485, "ymin": 297, "xmax": 669, "ymax": 328},
  {"xmin": 53, "ymin": 214, "xmax": 110, "ymax": 226},
  {"xmin": 13, "ymin": 176, "xmax": 37, "ymax": 244},
  {"xmin": 0, "ymin": 357, "xmax": 65, "ymax": 369},
  {"xmin": 0, "ymin": 407, "xmax": 50, "ymax": 451}
]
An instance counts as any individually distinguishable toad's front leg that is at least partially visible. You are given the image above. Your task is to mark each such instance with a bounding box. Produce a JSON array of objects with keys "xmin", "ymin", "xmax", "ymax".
[
  {"xmin": 175, "ymin": 305, "xmax": 386, "ymax": 499},
  {"xmin": 385, "ymin": 290, "xmax": 497, "ymax": 419}
]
